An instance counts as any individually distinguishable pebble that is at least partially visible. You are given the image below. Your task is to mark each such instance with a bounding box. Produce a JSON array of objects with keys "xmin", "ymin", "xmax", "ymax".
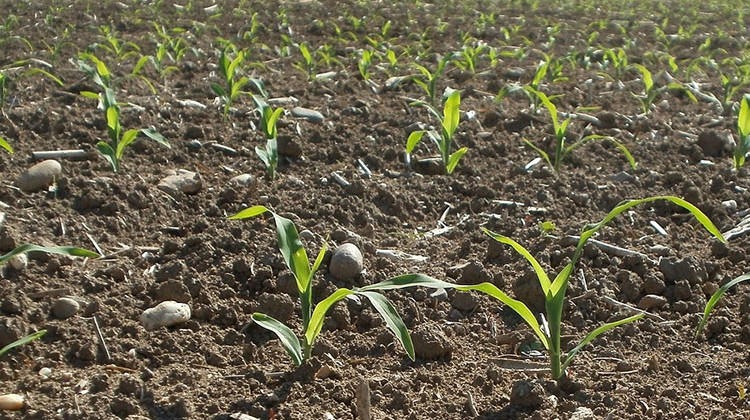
[
  {"xmin": 413, "ymin": 158, "xmax": 444, "ymax": 175},
  {"xmin": 450, "ymin": 291, "xmax": 478, "ymax": 312},
  {"xmin": 229, "ymin": 174, "xmax": 256, "ymax": 187},
  {"xmin": 291, "ymin": 107, "xmax": 324, "ymax": 123},
  {"xmin": 329, "ymin": 243, "xmax": 363, "ymax": 281},
  {"xmin": 411, "ymin": 323, "xmax": 452, "ymax": 359},
  {"xmin": 569, "ymin": 407, "xmax": 595, "ymax": 420},
  {"xmin": 0, "ymin": 394, "xmax": 24, "ymax": 411},
  {"xmin": 696, "ymin": 130, "xmax": 731, "ymax": 157},
  {"xmin": 186, "ymin": 140, "xmax": 202, "ymax": 150},
  {"xmin": 7, "ymin": 253, "xmax": 27, "ymax": 270},
  {"xmin": 609, "ymin": 171, "xmax": 636, "ymax": 183},
  {"xmin": 52, "ymin": 297, "xmax": 80, "ymax": 319},
  {"xmin": 16, "ymin": 159, "xmax": 62, "ymax": 192},
  {"xmin": 277, "ymin": 135, "xmax": 302, "ymax": 158},
  {"xmin": 140, "ymin": 301, "xmax": 191, "ymax": 330},
  {"xmin": 637, "ymin": 294, "xmax": 667, "ymax": 310},
  {"xmin": 509, "ymin": 380, "xmax": 545, "ymax": 408},
  {"xmin": 157, "ymin": 170, "xmax": 202, "ymax": 195}
]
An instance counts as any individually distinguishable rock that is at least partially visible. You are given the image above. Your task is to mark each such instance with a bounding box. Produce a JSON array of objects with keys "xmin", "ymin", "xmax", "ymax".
[
  {"xmin": 140, "ymin": 301, "xmax": 191, "ymax": 330},
  {"xmin": 184, "ymin": 124, "xmax": 204, "ymax": 139},
  {"xmin": 291, "ymin": 107, "xmax": 324, "ymax": 123},
  {"xmin": 7, "ymin": 253, "xmax": 27, "ymax": 270},
  {"xmin": 459, "ymin": 261, "xmax": 491, "ymax": 285},
  {"xmin": 52, "ymin": 297, "xmax": 80, "ymax": 319},
  {"xmin": 569, "ymin": 407, "xmax": 595, "ymax": 420},
  {"xmin": 329, "ymin": 243, "xmax": 363, "ymax": 281},
  {"xmin": 609, "ymin": 171, "xmax": 635, "ymax": 183},
  {"xmin": 229, "ymin": 174, "xmax": 256, "ymax": 188},
  {"xmin": 451, "ymin": 291, "xmax": 478, "ymax": 312},
  {"xmin": 696, "ymin": 130, "xmax": 731, "ymax": 157},
  {"xmin": 503, "ymin": 68, "xmax": 525, "ymax": 80},
  {"xmin": 673, "ymin": 280, "xmax": 692, "ymax": 301},
  {"xmin": 413, "ymin": 158, "xmax": 444, "ymax": 175},
  {"xmin": 186, "ymin": 140, "xmax": 202, "ymax": 150},
  {"xmin": 157, "ymin": 170, "xmax": 202, "ymax": 195},
  {"xmin": 16, "ymin": 160, "xmax": 62, "ymax": 192},
  {"xmin": 256, "ymin": 293, "xmax": 294, "ymax": 322},
  {"xmin": 411, "ymin": 323, "xmax": 452, "ymax": 359},
  {"xmin": 155, "ymin": 280, "xmax": 191, "ymax": 303},
  {"xmin": 659, "ymin": 257, "xmax": 706, "ymax": 285},
  {"xmin": 277, "ymin": 135, "xmax": 302, "ymax": 158},
  {"xmin": 637, "ymin": 294, "xmax": 667, "ymax": 310},
  {"xmin": 0, "ymin": 394, "xmax": 24, "ymax": 411},
  {"xmin": 509, "ymin": 380, "xmax": 545, "ymax": 408}
]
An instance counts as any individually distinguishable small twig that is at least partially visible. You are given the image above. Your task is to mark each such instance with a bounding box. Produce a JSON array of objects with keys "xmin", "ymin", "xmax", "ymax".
[
  {"xmin": 600, "ymin": 295, "xmax": 664, "ymax": 321},
  {"xmin": 27, "ymin": 288, "xmax": 70, "ymax": 299},
  {"xmin": 565, "ymin": 236, "xmax": 655, "ymax": 263},
  {"xmin": 31, "ymin": 149, "xmax": 91, "ymax": 160},
  {"xmin": 92, "ymin": 315, "xmax": 111, "ymax": 362},
  {"xmin": 467, "ymin": 391, "xmax": 478, "ymax": 416},
  {"xmin": 102, "ymin": 364, "xmax": 138, "ymax": 373},
  {"xmin": 356, "ymin": 159, "xmax": 372, "ymax": 179},
  {"xmin": 330, "ymin": 172, "xmax": 350, "ymax": 188},
  {"xmin": 85, "ymin": 233, "xmax": 105, "ymax": 257}
]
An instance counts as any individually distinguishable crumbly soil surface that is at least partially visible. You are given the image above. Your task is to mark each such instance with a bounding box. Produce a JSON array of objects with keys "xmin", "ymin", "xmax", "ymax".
[{"xmin": 1, "ymin": 1, "xmax": 750, "ymax": 419}]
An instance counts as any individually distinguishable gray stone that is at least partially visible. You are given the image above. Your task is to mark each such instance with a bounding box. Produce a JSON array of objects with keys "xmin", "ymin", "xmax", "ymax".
[
  {"xmin": 659, "ymin": 257, "xmax": 706, "ymax": 285},
  {"xmin": 157, "ymin": 170, "xmax": 202, "ymax": 195},
  {"xmin": 412, "ymin": 323, "xmax": 452, "ymax": 359},
  {"xmin": 52, "ymin": 297, "xmax": 80, "ymax": 319},
  {"xmin": 140, "ymin": 301, "xmax": 191, "ymax": 330},
  {"xmin": 329, "ymin": 243, "xmax": 363, "ymax": 281},
  {"xmin": 451, "ymin": 291, "xmax": 478, "ymax": 312},
  {"xmin": 569, "ymin": 407, "xmax": 595, "ymax": 420},
  {"xmin": 16, "ymin": 160, "xmax": 62, "ymax": 192},
  {"xmin": 509, "ymin": 380, "xmax": 545, "ymax": 408},
  {"xmin": 277, "ymin": 135, "xmax": 302, "ymax": 158},
  {"xmin": 637, "ymin": 294, "xmax": 667, "ymax": 310},
  {"xmin": 291, "ymin": 107, "xmax": 324, "ymax": 123},
  {"xmin": 229, "ymin": 174, "xmax": 256, "ymax": 187},
  {"xmin": 155, "ymin": 280, "xmax": 191, "ymax": 303},
  {"xmin": 186, "ymin": 140, "xmax": 202, "ymax": 150}
]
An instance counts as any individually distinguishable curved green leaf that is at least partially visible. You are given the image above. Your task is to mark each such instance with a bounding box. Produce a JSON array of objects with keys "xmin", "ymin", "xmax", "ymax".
[
  {"xmin": 0, "ymin": 330, "xmax": 47, "ymax": 358},
  {"xmin": 560, "ymin": 313, "xmax": 643, "ymax": 373},
  {"xmin": 446, "ymin": 147, "xmax": 468, "ymax": 174},
  {"xmin": 443, "ymin": 90, "xmax": 460, "ymax": 139},
  {"xmin": 406, "ymin": 130, "xmax": 425, "ymax": 154},
  {"xmin": 696, "ymin": 273, "xmax": 750, "ymax": 337},
  {"xmin": 740, "ymin": 95, "xmax": 750, "ymax": 138},
  {"xmin": 305, "ymin": 288, "xmax": 355, "ymax": 347},
  {"xmin": 140, "ymin": 128, "xmax": 170, "ymax": 149},
  {"xmin": 228, "ymin": 205, "xmax": 270, "ymax": 220},
  {"xmin": 96, "ymin": 141, "xmax": 117, "ymax": 171},
  {"xmin": 359, "ymin": 291, "xmax": 415, "ymax": 360},
  {"xmin": 482, "ymin": 228, "xmax": 551, "ymax": 294},
  {"xmin": 116, "ymin": 129, "xmax": 139, "ymax": 160},
  {"xmin": 23, "ymin": 68, "xmax": 63, "ymax": 86},
  {"xmin": 0, "ymin": 244, "xmax": 99, "ymax": 265},
  {"xmin": 0, "ymin": 135, "xmax": 12, "ymax": 154},
  {"xmin": 133, "ymin": 55, "xmax": 151, "ymax": 75},
  {"xmin": 521, "ymin": 137, "xmax": 551, "ymax": 168},
  {"xmin": 252, "ymin": 313, "xmax": 303, "ymax": 366}
]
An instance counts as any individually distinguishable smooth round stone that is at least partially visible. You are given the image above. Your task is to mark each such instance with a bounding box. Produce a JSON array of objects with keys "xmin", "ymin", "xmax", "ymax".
[
  {"xmin": 16, "ymin": 160, "xmax": 62, "ymax": 192},
  {"xmin": 52, "ymin": 297, "xmax": 80, "ymax": 319},
  {"xmin": 140, "ymin": 301, "xmax": 191, "ymax": 330},
  {"xmin": 329, "ymin": 243, "xmax": 363, "ymax": 281},
  {"xmin": 291, "ymin": 107, "xmax": 324, "ymax": 123}
]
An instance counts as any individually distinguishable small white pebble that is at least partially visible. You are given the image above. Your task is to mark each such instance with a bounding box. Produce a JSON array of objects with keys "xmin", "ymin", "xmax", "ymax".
[
  {"xmin": 0, "ymin": 394, "xmax": 24, "ymax": 411},
  {"xmin": 39, "ymin": 367, "xmax": 52, "ymax": 378},
  {"xmin": 8, "ymin": 253, "xmax": 28, "ymax": 270}
]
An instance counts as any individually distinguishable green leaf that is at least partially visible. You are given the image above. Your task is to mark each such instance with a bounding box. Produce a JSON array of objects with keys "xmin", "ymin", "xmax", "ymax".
[
  {"xmin": 96, "ymin": 141, "xmax": 118, "ymax": 172},
  {"xmin": 739, "ymin": 95, "xmax": 750, "ymax": 139},
  {"xmin": 406, "ymin": 130, "xmax": 426, "ymax": 154},
  {"xmin": 252, "ymin": 313, "xmax": 303, "ymax": 366},
  {"xmin": 0, "ymin": 135, "xmax": 12, "ymax": 154},
  {"xmin": 211, "ymin": 82, "xmax": 227, "ymax": 98},
  {"xmin": 23, "ymin": 68, "xmax": 63, "ymax": 86},
  {"xmin": 255, "ymin": 146, "xmax": 270, "ymax": 166},
  {"xmin": 446, "ymin": 147, "xmax": 468, "ymax": 174},
  {"xmin": 442, "ymin": 90, "xmax": 460, "ymax": 139},
  {"xmin": 228, "ymin": 205, "xmax": 270, "ymax": 220},
  {"xmin": 79, "ymin": 91, "xmax": 101, "ymax": 100},
  {"xmin": 133, "ymin": 55, "xmax": 151, "ymax": 75},
  {"xmin": 106, "ymin": 106, "xmax": 119, "ymax": 134},
  {"xmin": 140, "ymin": 128, "xmax": 170, "ymax": 149},
  {"xmin": 0, "ymin": 244, "xmax": 99, "ymax": 265},
  {"xmin": 116, "ymin": 129, "xmax": 139, "ymax": 159},
  {"xmin": 608, "ymin": 138, "xmax": 638, "ymax": 170},
  {"xmin": 0, "ymin": 330, "xmax": 47, "ymax": 358},
  {"xmin": 521, "ymin": 137, "xmax": 551, "ymax": 168},
  {"xmin": 695, "ymin": 273, "xmax": 750, "ymax": 337},
  {"xmin": 482, "ymin": 229, "xmax": 552, "ymax": 294},
  {"xmin": 305, "ymin": 288, "xmax": 355, "ymax": 347},
  {"xmin": 359, "ymin": 274, "xmax": 549, "ymax": 350},
  {"xmin": 560, "ymin": 313, "xmax": 643, "ymax": 373},
  {"xmin": 359, "ymin": 291, "xmax": 415, "ymax": 360},
  {"xmin": 632, "ymin": 64, "xmax": 653, "ymax": 92}
]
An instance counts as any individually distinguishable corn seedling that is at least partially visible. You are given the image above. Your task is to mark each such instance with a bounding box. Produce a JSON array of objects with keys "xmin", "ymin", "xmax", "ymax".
[
  {"xmin": 252, "ymin": 96, "xmax": 282, "ymax": 180},
  {"xmin": 1, "ymin": 244, "xmax": 99, "ymax": 266},
  {"xmin": 0, "ymin": 330, "xmax": 46, "ymax": 359},
  {"xmin": 406, "ymin": 90, "xmax": 467, "ymax": 175},
  {"xmin": 631, "ymin": 64, "xmax": 696, "ymax": 114},
  {"xmin": 294, "ymin": 43, "xmax": 316, "ymax": 81},
  {"xmin": 91, "ymin": 26, "xmax": 140, "ymax": 60},
  {"xmin": 211, "ymin": 45, "xmax": 250, "ymax": 119},
  {"xmin": 229, "ymin": 206, "xmax": 419, "ymax": 366},
  {"xmin": 733, "ymin": 95, "xmax": 750, "ymax": 169},
  {"xmin": 522, "ymin": 87, "xmax": 636, "ymax": 172},
  {"xmin": 412, "ymin": 54, "xmax": 453, "ymax": 105},
  {"xmin": 696, "ymin": 272, "xmax": 750, "ymax": 337},
  {"xmin": 373, "ymin": 196, "xmax": 722, "ymax": 380},
  {"xmin": 453, "ymin": 42, "xmax": 487, "ymax": 74},
  {"xmin": 77, "ymin": 54, "xmax": 170, "ymax": 172},
  {"xmin": 358, "ymin": 50, "xmax": 374, "ymax": 81}
]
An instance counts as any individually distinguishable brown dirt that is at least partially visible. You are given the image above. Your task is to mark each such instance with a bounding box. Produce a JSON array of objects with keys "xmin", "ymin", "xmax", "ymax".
[{"xmin": 1, "ymin": 1, "xmax": 750, "ymax": 419}]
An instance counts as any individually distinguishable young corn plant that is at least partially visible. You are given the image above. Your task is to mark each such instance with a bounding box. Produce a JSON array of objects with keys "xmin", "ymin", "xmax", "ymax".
[
  {"xmin": 211, "ymin": 45, "xmax": 249, "ymax": 119},
  {"xmin": 0, "ymin": 135, "xmax": 10, "ymax": 154},
  {"xmin": 412, "ymin": 54, "xmax": 453, "ymax": 105},
  {"xmin": 406, "ymin": 90, "xmax": 467, "ymax": 175},
  {"xmin": 358, "ymin": 50, "xmax": 374, "ymax": 81},
  {"xmin": 522, "ymin": 87, "xmax": 636, "ymax": 172},
  {"xmin": 1, "ymin": 244, "xmax": 99, "ymax": 267},
  {"xmin": 78, "ymin": 54, "xmax": 170, "ymax": 172},
  {"xmin": 1, "ymin": 60, "xmax": 64, "ymax": 113},
  {"xmin": 733, "ymin": 94, "xmax": 750, "ymax": 169},
  {"xmin": 631, "ymin": 64, "xmax": 696, "ymax": 114},
  {"xmin": 229, "ymin": 206, "xmax": 420, "ymax": 366},
  {"xmin": 293, "ymin": 43, "xmax": 316, "ymax": 81},
  {"xmin": 252, "ymin": 96, "xmax": 282, "ymax": 180},
  {"xmin": 695, "ymin": 272, "xmax": 750, "ymax": 337},
  {"xmin": 371, "ymin": 196, "xmax": 723, "ymax": 380}
]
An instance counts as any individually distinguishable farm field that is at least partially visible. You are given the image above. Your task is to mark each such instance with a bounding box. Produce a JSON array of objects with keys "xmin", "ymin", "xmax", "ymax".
[{"xmin": 2, "ymin": 0, "xmax": 750, "ymax": 418}]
